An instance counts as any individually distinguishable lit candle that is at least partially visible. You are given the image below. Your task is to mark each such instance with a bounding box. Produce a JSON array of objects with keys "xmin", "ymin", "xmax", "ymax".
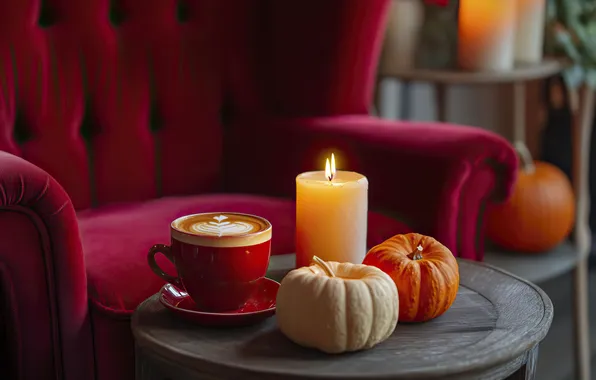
[
  {"xmin": 514, "ymin": 0, "xmax": 546, "ymax": 63},
  {"xmin": 296, "ymin": 154, "xmax": 368, "ymax": 268},
  {"xmin": 458, "ymin": 0, "xmax": 516, "ymax": 71}
]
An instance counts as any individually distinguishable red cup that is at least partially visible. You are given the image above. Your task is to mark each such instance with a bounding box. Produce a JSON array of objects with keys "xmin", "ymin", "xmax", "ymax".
[{"xmin": 148, "ymin": 212, "xmax": 272, "ymax": 312}]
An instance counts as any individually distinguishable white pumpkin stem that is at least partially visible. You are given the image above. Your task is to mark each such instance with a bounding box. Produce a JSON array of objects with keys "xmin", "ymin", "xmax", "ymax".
[
  {"xmin": 408, "ymin": 245, "xmax": 424, "ymax": 261},
  {"xmin": 513, "ymin": 141, "xmax": 536, "ymax": 174},
  {"xmin": 312, "ymin": 256, "xmax": 336, "ymax": 278}
]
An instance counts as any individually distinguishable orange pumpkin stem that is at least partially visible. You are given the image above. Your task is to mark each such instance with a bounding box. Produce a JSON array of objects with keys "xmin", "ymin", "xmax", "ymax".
[
  {"xmin": 312, "ymin": 256, "xmax": 336, "ymax": 277},
  {"xmin": 408, "ymin": 245, "xmax": 424, "ymax": 260},
  {"xmin": 513, "ymin": 141, "xmax": 536, "ymax": 174}
]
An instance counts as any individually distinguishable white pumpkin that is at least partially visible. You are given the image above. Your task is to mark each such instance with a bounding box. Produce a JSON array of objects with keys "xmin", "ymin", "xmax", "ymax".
[{"xmin": 276, "ymin": 256, "xmax": 399, "ymax": 354}]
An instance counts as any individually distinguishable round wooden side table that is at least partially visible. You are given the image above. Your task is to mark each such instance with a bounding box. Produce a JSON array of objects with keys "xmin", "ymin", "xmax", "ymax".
[
  {"xmin": 132, "ymin": 257, "xmax": 553, "ymax": 380},
  {"xmin": 376, "ymin": 60, "xmax": 594, "ymax": 380}
]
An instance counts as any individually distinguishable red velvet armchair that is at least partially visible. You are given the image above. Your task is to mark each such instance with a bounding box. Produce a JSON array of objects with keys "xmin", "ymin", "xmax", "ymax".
[{"xmin": 0, "ymin": 1, "xmax": 517, "ymax": 379}]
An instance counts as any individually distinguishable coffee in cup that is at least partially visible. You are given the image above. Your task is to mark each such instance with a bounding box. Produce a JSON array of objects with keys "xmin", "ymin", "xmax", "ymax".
[{"xmin": 148, "ymin": 212, "xmax": 272, "ymax": 312}]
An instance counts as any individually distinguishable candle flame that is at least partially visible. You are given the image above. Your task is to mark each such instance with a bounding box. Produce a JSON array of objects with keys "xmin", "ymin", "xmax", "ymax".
[
  {"xmin": 325, "ymin": 153, "xmax": 336, "ymax": 181},
  {"xmin": 331, "ymin": 153, "xmax": 336, "ymax": 176}
]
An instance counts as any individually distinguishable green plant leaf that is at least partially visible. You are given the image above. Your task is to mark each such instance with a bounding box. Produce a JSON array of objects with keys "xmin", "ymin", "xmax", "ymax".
[{"xmin": 547, "ymin": 0, "xmax": 596, "ymax": 88}]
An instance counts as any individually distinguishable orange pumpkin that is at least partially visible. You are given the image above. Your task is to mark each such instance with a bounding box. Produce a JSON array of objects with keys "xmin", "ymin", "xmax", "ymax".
[
  {"xmin": 486, "ymin": 142, "xmax": 575, "ymax": 253},
  {"xmin": 363, "ymin": 233, "xmax": 459, "ymax": 323}
]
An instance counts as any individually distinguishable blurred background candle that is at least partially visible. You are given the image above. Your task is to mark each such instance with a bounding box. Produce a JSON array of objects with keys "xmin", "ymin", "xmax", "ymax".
[
  {"xmin": 379, "ymin": 0, "xmax": 425, "ymax": 72},
  {"xmin": 296, "ymin": 154, "xmax": 368, "ymax": 268},
  {"xmin": 514, "ymin": 0, "xmax": 546, "ymax": 63},
  {"xmin": 458, "ymin": 0, "xmax": 517, "ymax": 71}
]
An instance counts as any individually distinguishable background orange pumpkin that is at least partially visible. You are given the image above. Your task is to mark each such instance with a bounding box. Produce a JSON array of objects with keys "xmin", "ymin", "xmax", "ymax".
[
  {"xmin": 363, "ymin": 233, "xmax": 459, "ymax": 323},
  {"xmin": 486, "ymin": 142, "xmax": 575, "ymax": 253}
]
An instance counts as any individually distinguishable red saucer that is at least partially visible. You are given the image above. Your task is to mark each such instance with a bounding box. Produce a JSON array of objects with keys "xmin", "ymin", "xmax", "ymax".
[{"xmin": 159, "ymin": 278, "xmax": 279, "ymax": 327}]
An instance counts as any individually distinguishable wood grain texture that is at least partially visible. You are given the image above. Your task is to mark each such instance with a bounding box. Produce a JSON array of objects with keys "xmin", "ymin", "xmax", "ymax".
[{"xmin": 133, "ymin": 259, "xmax": 553, "ymax": 380}]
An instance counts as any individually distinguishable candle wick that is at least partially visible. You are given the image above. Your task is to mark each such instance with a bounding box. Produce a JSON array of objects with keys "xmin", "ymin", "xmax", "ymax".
[{"xmin": 327, "ymin": 173, "xmax": 334, "ymax": 182}]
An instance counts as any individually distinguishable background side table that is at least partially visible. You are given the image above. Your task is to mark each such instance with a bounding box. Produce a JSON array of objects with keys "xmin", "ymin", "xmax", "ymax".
[{"xmin": 375, "ymin": 60, "xmax": 593, "ymax": 380}]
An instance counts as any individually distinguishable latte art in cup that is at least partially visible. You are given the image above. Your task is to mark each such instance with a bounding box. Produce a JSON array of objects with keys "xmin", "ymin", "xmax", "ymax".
[
  {"xmin": 191, "ymin": 215, "xmax": 255, "ymax": 237},
  {"xmin": 171, "ymin": 212, "xmax": 272, "ymax": 248},
  {"xmin": 149, "ymin": 211, "xmax": 273, "ymax": 312}
]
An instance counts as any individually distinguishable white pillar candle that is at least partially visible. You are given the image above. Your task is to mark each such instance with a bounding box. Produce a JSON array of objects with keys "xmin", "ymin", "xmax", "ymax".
[
  {"xmin": 458, "ymin": 0, "xmax": 517, "ymax": 71},
  {"xmin": 296, "ymin": 155, "xmax": 368, "ymax": 268},
  {"xmin": 514, "ymin": 0, "xmax": 546, "ymax": 63}
]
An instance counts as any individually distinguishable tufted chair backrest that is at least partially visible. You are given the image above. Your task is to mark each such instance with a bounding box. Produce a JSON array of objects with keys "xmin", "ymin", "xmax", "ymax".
[
  {"xmin": 0, "ymin": 0, "xmax": 229, "ymax": 209},
  {"xmin": 0, "ymin": 0, "xmax": 389, "ymax": 210}
]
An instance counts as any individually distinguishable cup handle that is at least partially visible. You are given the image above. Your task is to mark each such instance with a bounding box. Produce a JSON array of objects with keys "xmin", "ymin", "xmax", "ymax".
[{"xmin": 147, "ymin": 244, "xmax": 182, "ymax": 288}]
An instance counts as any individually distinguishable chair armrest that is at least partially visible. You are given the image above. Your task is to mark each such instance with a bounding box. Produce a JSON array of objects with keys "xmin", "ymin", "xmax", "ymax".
[
  {"xmin": 225, "ymin": 115, "xmax": 518, "ymax": 260},
  {"xmin": 0, "ymin": 152, "xmax": 92, "ymax": 380}
]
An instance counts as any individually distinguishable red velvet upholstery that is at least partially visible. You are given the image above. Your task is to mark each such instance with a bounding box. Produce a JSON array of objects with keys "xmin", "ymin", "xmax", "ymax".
[
  {"xmin": 228, "ymin": 0, "xmax": 389, "ymax": 117},
  {"xmin": 0, "ymin": 152, "xmax": 92, "ymax": 380},
  {"xmin": 0, "ymin": 0, "xmax": 225, "ymax": 209},
  {"xmin": 0, "ymin": 1, "xmax": 518, "ymax": 380}
]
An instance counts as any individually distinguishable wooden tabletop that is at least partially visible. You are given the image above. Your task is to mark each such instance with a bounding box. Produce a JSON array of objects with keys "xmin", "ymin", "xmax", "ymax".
[
  {"xmin": 133, "ymin": 258, "xmax": 553, "ymax": 380},
  {"xmin": 378, "ymin": 59, "xmax": 564, "ymax": 84}
]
